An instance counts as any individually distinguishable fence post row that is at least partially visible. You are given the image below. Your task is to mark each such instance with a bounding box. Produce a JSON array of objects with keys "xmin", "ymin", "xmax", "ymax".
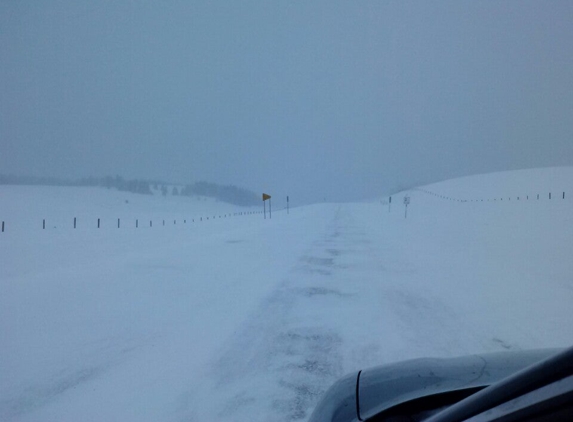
[
  {"xmin": 8, "ymin": 206, "xmax": 271, "ymax": 234},
  {"xmin": 422, "ymin": 190, "xmax": 566, "ymax": 203}
]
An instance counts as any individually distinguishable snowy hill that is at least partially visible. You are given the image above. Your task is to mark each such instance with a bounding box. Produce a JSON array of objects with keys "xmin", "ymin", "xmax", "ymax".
[
  {"xmin": 0, "ymin": 185, "xmax": 262, "ymax": 233},
  {"xmin": 414, "ymin": 166, "xmax": 573, "ymax": 201},
  {"xmin": 1, "ymin": 168, "xmax": 572, "ymax": 422}
]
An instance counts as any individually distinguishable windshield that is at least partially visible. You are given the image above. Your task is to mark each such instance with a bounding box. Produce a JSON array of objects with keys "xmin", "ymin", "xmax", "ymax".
[{"xmin": 1, "ymin": 2, "xmax": 572, "ymax": 421}]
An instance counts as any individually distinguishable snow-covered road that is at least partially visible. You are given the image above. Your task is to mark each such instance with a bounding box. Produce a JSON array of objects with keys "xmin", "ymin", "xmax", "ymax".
[{"xmin": 2, "ymin": 168, "xmax": 573, "ymax": 421}]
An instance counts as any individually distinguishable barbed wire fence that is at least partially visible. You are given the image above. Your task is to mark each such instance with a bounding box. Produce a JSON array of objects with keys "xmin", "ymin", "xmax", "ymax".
[
  {"xmin": 0, "ymin": 210, "xmax": 269, "ymax": 234},
  {"xmin": 413, "ymin": 187, "xmax": 566, "ymax": 203},
  {"xmin": 382, "ymin": 187, "xmax": 569, "ymax": 219}
]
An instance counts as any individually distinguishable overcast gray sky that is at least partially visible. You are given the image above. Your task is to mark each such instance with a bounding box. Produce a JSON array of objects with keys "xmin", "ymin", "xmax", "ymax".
[{"xmin": 1, "ymin": 1, "xmax": 572, "ymax": 204}]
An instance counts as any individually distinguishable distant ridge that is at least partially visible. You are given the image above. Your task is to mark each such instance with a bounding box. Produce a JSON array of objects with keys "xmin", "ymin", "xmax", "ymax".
[
  {"xmin": 0, "ymin": 174, "xmax": 260, "ymax": 207},
  {"xmin": 401, "ymin": 166, "xmax": 573, "ymax": 201}
]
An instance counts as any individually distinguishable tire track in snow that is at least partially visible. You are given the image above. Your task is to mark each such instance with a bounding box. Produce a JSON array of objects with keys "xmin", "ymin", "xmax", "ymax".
[{"xmin": 182, "ymin": 207, "xmax": 365, "ymax": 422}]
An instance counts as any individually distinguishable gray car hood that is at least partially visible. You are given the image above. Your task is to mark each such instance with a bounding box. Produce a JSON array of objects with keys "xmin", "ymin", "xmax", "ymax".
[{"xmin": 308, "ymin": 348, "xmax": 560, "ymax": 422}]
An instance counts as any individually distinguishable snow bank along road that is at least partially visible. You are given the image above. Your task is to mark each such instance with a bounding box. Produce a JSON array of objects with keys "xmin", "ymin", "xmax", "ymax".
[{"xmin": 1, "ymin": 168, "xmax": 573, "ymax": 421}]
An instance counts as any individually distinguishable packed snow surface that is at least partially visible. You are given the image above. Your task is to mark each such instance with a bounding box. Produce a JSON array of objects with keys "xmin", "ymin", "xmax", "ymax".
[{"xmin": 1, "ymin": 167, "xmax": 573, "ymax": 421}]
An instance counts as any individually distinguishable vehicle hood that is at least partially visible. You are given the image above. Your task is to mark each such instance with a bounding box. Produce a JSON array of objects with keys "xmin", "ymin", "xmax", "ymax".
[{"xmin": 308, "ymin": 348, "xmax": 559, "ymax": 422}]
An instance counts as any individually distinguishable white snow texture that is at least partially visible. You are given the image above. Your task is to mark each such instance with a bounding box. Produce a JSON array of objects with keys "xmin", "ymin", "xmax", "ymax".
[{"xmin": 1, "ymin": 167, "xmax": 573, "ymax": 422}]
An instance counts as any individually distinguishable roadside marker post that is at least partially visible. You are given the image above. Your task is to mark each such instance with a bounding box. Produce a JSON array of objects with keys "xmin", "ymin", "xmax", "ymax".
[
  {"xmin": 263, "ymin": 193, "xmax": 271, "ymax": 219},
  {"xmin": 404, "ymin": 195, "xmax": 410, "ymax": 219}
]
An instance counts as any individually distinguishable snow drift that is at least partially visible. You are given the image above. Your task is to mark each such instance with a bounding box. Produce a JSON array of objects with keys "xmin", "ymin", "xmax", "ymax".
[{"xmin": 1, "ymin": 167, "xmax": 572, "ymax": 422}]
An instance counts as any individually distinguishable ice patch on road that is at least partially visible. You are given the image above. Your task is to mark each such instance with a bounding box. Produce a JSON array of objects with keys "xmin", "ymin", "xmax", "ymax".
[
  {"xmin": 0, "ymin": 366, "xmax": 105, "ymax": 420},
  {"xmin": 181, "ymin": 211, "xmax": 357, "ymax": 422},
  {"xmin": 194, "ymin": 281, "xmax": 347, "ymax": 422}
]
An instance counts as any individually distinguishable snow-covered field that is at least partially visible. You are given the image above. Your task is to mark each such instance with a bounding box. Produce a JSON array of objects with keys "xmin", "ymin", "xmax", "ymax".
[{"xmin": 1, "ymin": 167, "xmax": 573, "ymax": 422}]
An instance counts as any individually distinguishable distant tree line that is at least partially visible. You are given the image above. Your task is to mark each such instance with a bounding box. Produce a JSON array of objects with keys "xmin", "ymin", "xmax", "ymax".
[
  {"xmin": 0, "ymin": 174, "xmax": 259, "ymax": 206},
  {"xmin": 181, "ymin": 182, "xmax": 259, "ymax": 206},
  {"xmin": 0, "ymin": 174, "xmax": 153, "ymax": 195},
  {"xmin": 98, "ymin": 176, "xmax": 152, "ymax": 195}
]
